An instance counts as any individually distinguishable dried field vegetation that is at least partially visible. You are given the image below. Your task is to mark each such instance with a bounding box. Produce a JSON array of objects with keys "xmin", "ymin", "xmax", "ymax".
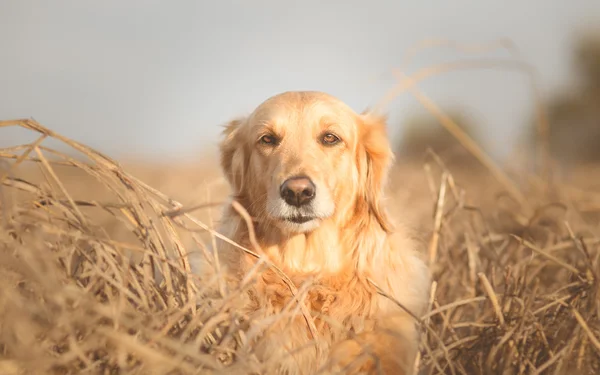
[{"xmin": 2, "ymin": 41, "xmax": 600, "ymax": 375}]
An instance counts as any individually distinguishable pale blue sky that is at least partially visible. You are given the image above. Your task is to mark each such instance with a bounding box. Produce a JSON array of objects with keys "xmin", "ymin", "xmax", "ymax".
[{"xmin": 1, "ymin": 1, "xmax": 599, "ymax": 161}]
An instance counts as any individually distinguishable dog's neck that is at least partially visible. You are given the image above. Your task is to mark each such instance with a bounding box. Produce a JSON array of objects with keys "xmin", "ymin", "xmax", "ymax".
[
  {"xmin": 223, "ymin": 201, "xmax": 387, "ymax": 276},
  {"xmin": 265, "ymin": 219, "xmax": 350, "ymax": 275}
]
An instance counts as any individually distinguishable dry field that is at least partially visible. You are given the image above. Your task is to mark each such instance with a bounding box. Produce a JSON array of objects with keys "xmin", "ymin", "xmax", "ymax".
[{"xmin": 1, "ymin": 118, "xmax": 600, "ymax": 375}]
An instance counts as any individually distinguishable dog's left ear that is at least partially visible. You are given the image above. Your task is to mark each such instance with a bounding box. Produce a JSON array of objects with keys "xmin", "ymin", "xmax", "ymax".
[
  {"xmin": 220, "ymin": 117, "xmax": 248, "ymax": 195},
  {"xmin": 357, "ymin": 111, "xmax": 395, "ymax": 232}
]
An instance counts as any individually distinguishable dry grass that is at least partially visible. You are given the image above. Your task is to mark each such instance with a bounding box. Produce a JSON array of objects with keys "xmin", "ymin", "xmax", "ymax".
[
  {"xmin": 1, "ymin": 118, "xmax": 599, "ymax": 375},
  {"xmin": 1, "ymin": 39, "xmax": 600, "ymax": 375}
]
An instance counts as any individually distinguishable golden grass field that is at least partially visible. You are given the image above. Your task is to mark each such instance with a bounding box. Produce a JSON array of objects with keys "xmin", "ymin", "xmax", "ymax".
[{"xmin": 1, "ymin": 117, "xmax": 599, "ymax": 375}]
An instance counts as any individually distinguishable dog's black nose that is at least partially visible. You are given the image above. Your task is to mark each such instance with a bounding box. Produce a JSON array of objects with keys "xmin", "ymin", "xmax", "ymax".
[{"xmin": 280, "ymin": 176, "xmax": 316, "ymax": 207}]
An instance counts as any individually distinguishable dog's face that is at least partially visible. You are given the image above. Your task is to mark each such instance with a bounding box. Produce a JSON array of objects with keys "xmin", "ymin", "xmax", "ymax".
[{"xmin": 220, "ymin": 91, "xmax": 393, "ymax": 234}]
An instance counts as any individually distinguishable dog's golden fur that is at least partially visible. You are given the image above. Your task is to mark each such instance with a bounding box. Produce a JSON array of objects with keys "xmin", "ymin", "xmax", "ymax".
[{"xmin": 192, "ymin": 91, "xmax": 430, "ymax": 374}]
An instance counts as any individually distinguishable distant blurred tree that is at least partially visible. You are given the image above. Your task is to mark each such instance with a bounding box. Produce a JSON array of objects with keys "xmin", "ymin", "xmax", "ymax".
[
  {"xmin": 396, "ymin": 109, "xmax": 481, "ymax": 165},
  {"xmin": 528, "ymin": 33, "xmax": 600, "ymax": 163},
  {"xmin": 576, "ymin": 33, "xmax": 600, "ymax": 92}
]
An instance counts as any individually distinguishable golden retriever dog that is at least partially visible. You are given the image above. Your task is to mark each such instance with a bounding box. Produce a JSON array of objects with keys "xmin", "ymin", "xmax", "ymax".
[{"xmin": 191, "ymin": 91, "xmax": 430, "ymax": 374}]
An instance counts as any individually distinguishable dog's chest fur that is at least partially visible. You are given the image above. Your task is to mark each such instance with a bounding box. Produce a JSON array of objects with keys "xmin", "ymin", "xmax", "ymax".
[
  {"xmin": 244, "ymin": 267, "xmax": 379, "ymax": 345},
  {"xmin": 242, "ymin": 268, "xmax": 379, "ymax": 373}
]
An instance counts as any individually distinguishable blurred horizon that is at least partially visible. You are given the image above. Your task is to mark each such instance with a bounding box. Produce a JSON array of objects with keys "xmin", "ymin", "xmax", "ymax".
[{"xmin": 1, "ymin": 1, "xmax": 600, "ymax": 163}]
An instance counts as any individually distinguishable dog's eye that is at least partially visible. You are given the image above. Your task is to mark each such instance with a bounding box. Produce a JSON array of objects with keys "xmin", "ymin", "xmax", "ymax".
[
  {"xmin": 321, "ymin": 133, "xmax": 341, "ymax": 146},
  {"xmin": 259, "ymin": 134, "xmax": 278, "ymax": 145}
]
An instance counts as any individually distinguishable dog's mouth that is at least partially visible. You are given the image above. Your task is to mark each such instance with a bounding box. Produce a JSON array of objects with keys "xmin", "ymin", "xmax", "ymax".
[{"xmin": 284, "ymin": 215, "xmax": 316, "ymax": 224}]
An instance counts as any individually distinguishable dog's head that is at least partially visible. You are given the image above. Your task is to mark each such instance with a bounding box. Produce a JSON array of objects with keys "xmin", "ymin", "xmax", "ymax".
[{"xmin": 220, "ymin": 91, "xmax": 393, "ymax": 234}]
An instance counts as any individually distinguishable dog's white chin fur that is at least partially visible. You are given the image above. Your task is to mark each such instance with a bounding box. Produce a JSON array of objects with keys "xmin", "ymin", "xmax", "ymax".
[{"xmin": 275, "ymin": 218, "xmax": 321, "ymax": 233}]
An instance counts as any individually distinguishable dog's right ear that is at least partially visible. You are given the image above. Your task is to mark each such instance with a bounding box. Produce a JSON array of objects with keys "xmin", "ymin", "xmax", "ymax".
[
  {"xmin": 357, "ymin": 112, "xmax": 395, "ymax": 233},
  {"xmin": 219, "ymin": 117, "xmax": 247, "ymax": 195}
]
